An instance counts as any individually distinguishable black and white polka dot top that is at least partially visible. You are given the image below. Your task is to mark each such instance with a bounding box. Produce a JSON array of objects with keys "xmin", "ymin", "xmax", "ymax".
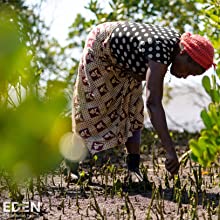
[{"xmin": 109, "ymin": 21, "xmax": 180, "ymax": 78}]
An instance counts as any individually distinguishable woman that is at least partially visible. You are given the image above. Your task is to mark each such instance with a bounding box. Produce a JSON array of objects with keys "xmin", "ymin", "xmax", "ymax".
[{"xmin": 72, "ymin": 21, "xmax": 215, "ymax": 181}]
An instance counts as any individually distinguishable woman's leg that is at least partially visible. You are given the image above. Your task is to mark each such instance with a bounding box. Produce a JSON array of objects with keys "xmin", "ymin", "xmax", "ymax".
[
  {"xmin": 125, "ymin": 130, "xmax": 143, "ymax": 182},
  {"xmin": 125, "ymin": 130, "xmax": 142, "ymax": 177},
  {"xmin": 126, "ymin": 130, "xmax": 141, "ymax": 154}
]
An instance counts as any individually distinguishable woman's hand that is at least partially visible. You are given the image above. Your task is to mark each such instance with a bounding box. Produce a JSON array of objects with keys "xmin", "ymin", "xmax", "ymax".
[{"xmin": 165, "ymin": 146, "xmax": 180, "ymax": 175}]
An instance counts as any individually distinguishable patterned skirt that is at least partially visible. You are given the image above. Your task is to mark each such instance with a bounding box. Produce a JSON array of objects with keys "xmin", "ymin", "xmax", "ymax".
[{"xmin": 72, "ymin": 22, "xmax": 144, "ymax": 154}]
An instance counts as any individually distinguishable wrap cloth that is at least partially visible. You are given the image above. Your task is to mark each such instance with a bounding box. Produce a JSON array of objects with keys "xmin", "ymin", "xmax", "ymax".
[{"xmin": 72, "ymin": 22, "xmax": 144, "ymax": 154}]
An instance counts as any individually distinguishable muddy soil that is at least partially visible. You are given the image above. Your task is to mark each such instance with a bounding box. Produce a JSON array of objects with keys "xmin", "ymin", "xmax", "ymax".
[{"xmin": 0, "ymin": 130, "xmax": 219, "ymax": 220}]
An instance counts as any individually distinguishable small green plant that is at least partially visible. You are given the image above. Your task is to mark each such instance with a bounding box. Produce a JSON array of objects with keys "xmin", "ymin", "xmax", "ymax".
[{"xmin": 189, "ymin": 75, "xmax": 220, "ymax": 167}]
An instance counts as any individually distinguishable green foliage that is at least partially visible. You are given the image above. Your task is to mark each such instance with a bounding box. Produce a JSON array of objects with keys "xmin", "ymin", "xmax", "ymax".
[
  {"xmin": 0, "ymin": 1, "xmax": 71, "ymax": 179},
  {"xmin": 202, "ymin": 75, "xmax": 220, "ymax": 103},
  {"xmin": 0, "ymin": 3, "xmax": 33, "ymax": 89},
  {"xmin": 189, "ymin": 75, "xmax": 220, "ymax": 167},
  {"xmin": 189, "ymin": 0, "xmax": 220, "ymax": 167},
  {"xmin": 0, "ymin": 95, "xmax": 70, "ymax": 177}
]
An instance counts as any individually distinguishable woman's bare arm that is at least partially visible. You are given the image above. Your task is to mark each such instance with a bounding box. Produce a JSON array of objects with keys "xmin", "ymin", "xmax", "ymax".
[
  {"xmin": 145, "ymin": 60, "xmax": 179, "ymax": 174},
  {"xmin": 145, "ymin": 60, "xmax": 173, "ymax": 148}
]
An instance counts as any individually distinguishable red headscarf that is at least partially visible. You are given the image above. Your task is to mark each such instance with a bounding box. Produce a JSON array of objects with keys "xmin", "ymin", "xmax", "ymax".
[{"xmin": 180, "ymin": 32, "xmax": 215, "ymax": 70}]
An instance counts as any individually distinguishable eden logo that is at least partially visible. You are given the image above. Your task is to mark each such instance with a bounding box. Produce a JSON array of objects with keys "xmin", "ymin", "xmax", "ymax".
[{"xmin": 3, "ymin": 201, "xmax": 41, "ymax": 213}]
